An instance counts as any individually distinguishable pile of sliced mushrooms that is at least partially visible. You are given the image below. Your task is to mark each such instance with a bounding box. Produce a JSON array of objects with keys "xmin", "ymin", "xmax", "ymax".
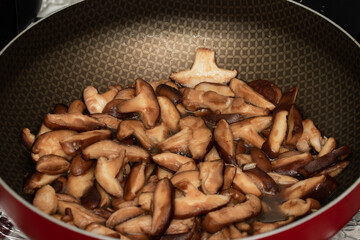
[{"xmin": 21, "ymin": 48, "xmax": 351, "ymax": 239}]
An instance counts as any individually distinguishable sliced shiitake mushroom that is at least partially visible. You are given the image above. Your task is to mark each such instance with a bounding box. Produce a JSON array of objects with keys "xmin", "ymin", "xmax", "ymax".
[
  {"xmin": 194, "ymin": 82, "xmax": 235, "ymax": 97},
  {"xmin": 44, "ymin": 113, "xmax": 106, "ymax": 132},
  {"xmin": 124, "ymin": 161, "xmax": 147, "ymax": 201},
  {"xmin": 36, "ymin": 154, "xmax": 70, "ymax": 175},
  {"xmin": 70, "ymin": 154, "xmax": 94, "ymax": 176},
  {"xmin": 252, "ymin": 217, "xmax": 294, "ymax": 235},
  {"xmin": 271, "ymin": 151, "xmax": 313, "ymax": 177},
  {"xmin": 90, "ymin": 113, "xmax": 122, "ymax": 130},
  {"xmin": 115, "ymin": 215, "xmax": 152, "ymax": 239},
  {"xmin": 170, "ymin": 48, "xmax": 237, "ymax": 87},
  {"xmin": 296, "ymin": 119, "xmax": 325, "ymax": 153},
  {"xmin": 286, "ymin": 105, "xmax": 303, "ymax": 146},
  {"xmin": 66, "ymin": 167, "xmax": 95, "ymax": 199},
  {"xmin": 156, "ymin": 84, "xmax": 183, "ymax": 105},
  {"xmin": 116, "ymin": 120, "xmax": 155, "ymax": 150},
  {"xmin": 244, "ymin": 166, "xmax": 279, "ymax": 195},
  {"xmin": 171, "ymin": 170, "xmax": 201, "ymax": 189},
  {"xmin": 272, "ymin": 86, "xmax": 298, "ymax": 115},
  {"xmin": 21, "ymin": 128, "xmax": 35, "ymax": 151},
  {"xmin": 250, "ymin": 147, "xmax": 272, "ymax": 172},
  {"xmin": 222, "ymin": 165, "xmax": 236, "ymax": 191},
  {"xmin": 279, "ymin": 198, "xmax": 320, "ymax": 217},
  {"xmin": 106, "ymin": 206, "xmax": 145, "ymax": 228},
  {"xmin": 67, "ymin": 99, "xmax": 86, "ymax": 114},
  {"xmin": 32, "ymin": 185, "xmax": 58, "ymax": 214},
  {"xmin": 214, "ymin": 119, "xmax": 235, "ymax": 164},
  {"xmin": 158, "ymin": 127, "xmax": 192, "ymax": 155},
  {"xmin": 145, "ymin": 122, "xmax": 169, "ymax": 144},
  {"xmin": 158, "ymin": 95, "xmax": 181, "ymax": 132},
  {"xmin": 199, "ymin": 160, "xmax": 224, "ymax": 194},
  {"xmin": 23, "ymin": 172, "xmax": 62, "ymax": 194},
  {"xmin": 80, "ymin": 185, "xmax": 101, "ymax": 210},
  {"xmin": 232, "ymin": 167, "xmax": 261, "ymax": 197},
  {"xmin": 248, "ymin": 79, "xmax": 282, "ymax": 105},
  {"xmin": 83, "ymin": 85, "xmax": 118, "ymax": 114},
  {"xmin": 152, "ymin": 152, "xmax": 194, "ymax": 172},
  {"xmin": 85, "ymin": 223, "xmax": 119, "ymax": 238}
]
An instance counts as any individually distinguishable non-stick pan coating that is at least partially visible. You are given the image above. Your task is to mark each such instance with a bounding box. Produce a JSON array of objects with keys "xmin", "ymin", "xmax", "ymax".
[{"xmin": 0, "ymin": 0, "xmax": 359, "ymax": 206}]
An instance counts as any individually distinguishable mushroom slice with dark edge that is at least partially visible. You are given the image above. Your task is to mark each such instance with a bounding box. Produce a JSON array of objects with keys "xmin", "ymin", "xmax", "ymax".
[
  {"xmin": 243, "ymin": 166, "xmax": 279, "ymax": 195},
  {"xmin": 152, "ymin": 152, "xmax": 194, "ymax": 172},
  {"xmin": 272, "ymin": 86, "xmax": 298, "ymax": 116},
  {"xmin": 117, "ymin": 78, "xmax": 160, "ymax": 129},
  {"xmin": 204, "ymin": 146, "xmax": 221, "ymax": 162},
  {"xmin": 115, "ymin": 87, "xmax": 136, "ymax": 100},
  {"xmin": 261, "ymin": 110, "xmax": 288, "ymax": 159},
  {"xmin": 286, "ymin": 105, "xmax": 303, "ymax": 146},
  {"xmin": 116, "ymin": 120, "xmax": 155, "ymax": 150},
  {"xmin": 145, "ymin": 122, "xmax": 169, "ymax": 144},
  {"xmin": 158, "ymin": 96, "xmax": 181, "ymax": 132},
  {"xmin": 83, "ymin": 86, "xmax": 118, "ymax": 114},
  {"xmin": 23, "ymin": 172, "xmax": 62, "ymax": 194},
  {"xmin": 31, "ymin": 129, "xmax": 77, "ymax": 162},
  {"xmin": 70, "ymin": 154, "xmax": 94, "ymax": 176},
  {"xmin": 171, "ymin": 170, "xmax": 201, "ymax": 189},
  {"xmin": 106, "ymin": 206, "xmax": 145, "ymax": 228},
  {"xmin": 202, "ymin": 194, "xmax": 261, "ymax": 234},
  {"xmin": 124, "ymin": 161, "xmax": 147, "ymax": 201},
  {"xmin": 103, "ymin": 98, "xmax": 137, "ymax": 119},
  {"xmin": 85, "ymin": 223, "xmax": 119, "ymax": 238},
  {"xmin": 90, "ymin": 113, "xmax": 122, "ymax": 130},
  {"xmin": 230, "ymin": 116, "xmax": 272, "ymax": 149},
  {"xmin": 279, "ymin": 198, "xmax": 320, "ymax": 217},
  {"xmin": 222, "ymin": 165, "xmax": 236, "ymax": 190},
  {"xmin": 267, "ymin": 172, "xmax": 299, "ymax": 185},
  {"xmin": 95, "ymin": 150, "xmax": 125, "ymax": 198},
  {"xmin": 318, "ymin": 137, "xmax": 336, "ymax": 157},
  {"xmin": 170, "ymin": 48, "xmax": 237, "ymax": 88},
  {"xmin": 66, "ymin": 167, "xmax": 95, "ymax": 199},
  {"xmin": 67, "ymin": 99, "xmax": 86, "ymax": 114},
  {"xmin": 194, "ymin": 82, "xmax": 235, "ymax": 97},
  {"xmin": 220, "ymin": 188, "xmax": 246, "ymax": 206},
  {"xmin": 44, "ymin": 113, "xmax": 106, "ymax": 132},
  {"xmin": 165, "ymin": 217, "xmax": 195, "ymax": 235},
  {"xmin": 21, "ymin": 128, "xmax": 35, "ymax": 150},
  {"xmin": 36, "ymin": 154, "xmax": 70, "ymax": 175},
  {"xmin": 150, "ymin": 178, "xmax": 175, "ymax": 237},
  {"xmin": 299, "ymin": 145, "xmax": 351, "ymax": 178},
  {"xmin": 158, "ymin": 127, "xmax": 192, "ymax": 155},
  {"xmin": 248, "ymin": 79, "xmax": 282, "ymax": 105},
  {"xmin": 115, "ymin": 215, "xmax": 152, "ymax": 239},
  {"xmin": 177, "ymin": 161, "xmax": 198, "ymax": 173},
  {"xmin": 57, "ymin": 200, "xmax": 105, "ymax": 229},
  {"xmin": 60, "ymin": 129, "xmax": 112, "ymax": 155},
  {"xmin": 252, "ymin": 217, "xmax": 294, "ymax": 235},
  {"xmin": 199, "ymin": 160, "xmax": 224, "ymax": 194},
  {"xmin": 173, "ymin": 181, "xmax": 230, "ymax": 219},
  {"xmin": 200, "ymin": 112, "xmax": 244, "ymax": 127},
  {"xmin": 156, "ymin": 84, "xmax": 183, "ymax": 105},
  {"xmin": 316, "ymin": 161, "xmax": 350, "ymax": 178},
  {"xmin": 271, "ymin": 152, "xmax": 313, "ymax": 177},
  {"xmin": 296, "ymin": 119, "xmax": 325, "ymax": 153},
  {"xmin": 82, "ymin": 140, "xmax": 150, "ymax": 162},
  {"xmin": 229, "ymin": 78, "xmax": 275, "ymax": 110},
  {"xmin": 80, "ymin": 185, "xmax": 101, "ymax": 210},
  {"xmin": 232, "ymin": 167, "xmax": 262, "ymax": 197},
  {"xmin": 214, "ymin": 119, "xmax": 235, "ymax": 164},
  {"xmin": 250, "ymin": 147, "xmax": 272, "ymax": 172},
  {"xmin": 33, "ymin": 185, "xmax": 58, "ymax": 214}
]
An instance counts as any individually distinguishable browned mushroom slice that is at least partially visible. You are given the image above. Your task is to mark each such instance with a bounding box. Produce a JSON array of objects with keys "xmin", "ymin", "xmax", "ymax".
[
  {"xmin": 232, "ymin": 167, "xmax": 261, "ymax": 197},
  {"xmin": 150, "ymin": 178, "xmax": 175, "ymax": 236},
  {"xmin": 32, "ymin": 185, "xmax": 58, "ymax": 214},
  {"xmin": 82, "ymin": 140, "xmax": 150, "ymax": 162},
  {"xmin": 53, "ymin": 103, "xmax": 68, "ymax": 114},
  {"xmin": 220, "ymin": 188, "xmax": 246, "ymax": 205},
  {"xmin": 244, "ymin": 167, "xmax": 279, "ymax": 195},
  {"xmin": 296, "ymin": 119, "xmax": 325, "ymax": 152},
  {"xmin": 173, "ymin": 181, "xmax": 230, "ymax": 219},
  {"xmin": 36, "ymin": 154, "xmax": 70, "ymax": 175},
  {"xmin": 222, "ymin": 97, "xmax": 270, "ymax": 116},
  {"xmin": 103, "ymin": 98, "xmax": 137, "ymax": 119},
  {"xmin": 95, "ymin": 150, "xmax": 125, "ymax": 198},
  {"xmin": 83, "ymin": 86, "xmax": 118, "ymax": 114},
  {"xmin": 67, "ymin": 99, "xmax": 86, "ymax": 114},
  {"xmin": 56, "ymin": 193, "xmax": 79, "ymax": 203},
  {"xmin": 202, "ymin": 194, "xmax": 261, "ymax": 234},
  {"xmin": 228, "ymin": 224, "xmax": 248, "ymax": 239},
  {"xmin": 299, "ymin": 145, "xmax": 350, "ymax": 178},
  {"xmin": 165, "ymin": 218, "xmax": 195, "ymax": 235},
  {"xmin": 158, "ymin": 96, "xmax": 181, "ymax": 132},
  {"xmin": 267, "ymin": 172, "xmax": 299, "ymax": 185},
  {"xmin": 45, "ymin": 113, "xmax": 106, "ymax": 132},
  {"xmin": 316, "ymin": 161, "xmax": 350, "ymax": 178},
  {"xmin": 66, "ymin": 167, "xmax": 95, "ymax": 199},
  {"xmin": 204, "ymin": 147, "xmax": 221, "ymax": 162},
  {"xmin": 112, "ymin": 197, "xmax": 139, "ymax": 210},
  {"xmin": 170, "ymin": 48, "xmax": 237, "ymax": 87},
  {"xmin": 138, "ymin": 192, "xmax": 154, "ymax": 211},
  {"xmin": 158, "ymin": 127, "xmax": 192, "ymax": 155},
  {"xmin": 271, "ymin": 151, "xmax": 313, "ymax": 177},
  {"xmin": 279, "ymin": 198, "xmax": 320, "ymax": 217},
  {"xmin": 283, "ymin": 174, "xmax": 337, "ymax": 201},
  {"xmin": 248, "ymin": 79, "xmax": 282, "ymax": 105},
  {"xmin": 31, "ymin": 129, "xmax": 77, "ymax": 162},
  {"xmin": 95, "ymin": 183, "xmax": 111, "ymax": 208},
  {"xmin": 80, "ymin": 185, "xmax": 101, "ymax": 210},
  {"xmin": 177, "ymin": 161, "xmax": 198, "ymax": 173},
  {"xmin": 124, "ymin": 161, "xmax": 147, "ymax": 201},
  {"xmin": 286, "ymin": 105, "xmax": 303, "ymax": 146},
  {"xmin": 24, "ymin": 172, "xmax": 63, "ymax": 195},
  {"xmin": 117, "ymin": 78, "xmax": 160, "ymax": 129},
  {"xmin": 230, "ymin": 116, "xmax": 272, "ymax": 149},
  {"xmin": 261, "ymin": 110, "xmax": 288, "ymax": 159},
  {"xmin": 272, "ymin": 86, "xmax": 298, "ymax": 115},
  {"xmin": 222, "ymin": 165, "xmax": 236, "ymax": 190},
  {"xmin": 194, "ymin": 82, "xmax": 235, "ymax": 97},
  {"xmin": 115, "ymin": 215, "xmax": 152, "ymax": 238},
  {"xmin": 179, "ymin": 116, "xmax": 213, "ymax": 161},
  {"xmin": 115, "ymin": 87, "xmax": 136, "ymax": 100},
  {"xmin": 60, "ymin": 129, "xmax": 112, "ymax": 155},
  {"xmin": 57, "ymin": 200, "xmax": 105, "ymax": 229},
  {"xmin": 21, "ymin": 128, "xmax": 35, "ymax": 151},
  {"xmin": 106, "ymin": 206, "xmax": 145, "ymax": 228},
  {"xmin": 199, "ymin": 160, "xmax": 224, "ymax": 194},
  {"xmin": 145, "ymin": 122, "xmax": 169, "ymax": 144},
  {"xmin": 70, "ymin": 154, "xmax": 94, "ymax": 176},
  {"xmin": 252, "ymin": 217, "xmax": 294, "ymax": 235},
  {"xmin": 229, "ymin": 78, "xmax": 275, "ymax": 110},
  {"xmin": 206, "ymin": 227, "xmax": 231, "ymax": 240},
  {"xmin": 214, "ymin": 119, "xmax": 235, "ymax": 164},
  {"xmin": 85, "ymin": 223, "xmax": 119, "ymax": 238},
  {"xmin": 250, "ymin": 148, "xmax": 272, "ymax": 172},
  {"xmin": 152, "ymin": 152, "xmax": 194, "ymax": 172},
  {"xmin": 201, "ymin": 112, "xmax": 244, "ymax": 126},
  {"xmin": 90, "ymin": 113, "xmax": 122, "ymax": 130},
  {"xmin": 156, "ymin": 84, "xmax": 183, "ymax": 105},
  {"xmin": 51, "ymin": 176, "xmax": 67, "ymax": 193},
  {"xmin": 117, "ymin": 120, "xmax": 155, "ymax": 150},
  {"xmin": 171, "ymin": 170, "xmax": 201, "ymax": 189},
  {"xmin": 318, "ymin": 137, "xmax": 336, "ymax": 157}
]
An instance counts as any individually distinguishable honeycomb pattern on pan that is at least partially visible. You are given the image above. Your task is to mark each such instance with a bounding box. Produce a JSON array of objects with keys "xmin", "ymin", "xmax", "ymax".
[{"xmin": 0, "ymin": 0, "xmax": 359, "ymax": 202}]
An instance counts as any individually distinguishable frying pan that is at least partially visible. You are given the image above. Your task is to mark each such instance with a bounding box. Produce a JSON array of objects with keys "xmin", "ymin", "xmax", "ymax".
[{"xmin": 0, "ymin": 0, "xmax": 359, "ymax": 239}]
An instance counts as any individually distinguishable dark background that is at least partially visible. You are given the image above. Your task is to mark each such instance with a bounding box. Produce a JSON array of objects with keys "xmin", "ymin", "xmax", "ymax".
[{"xmin": 0, "ymin": 0, "xmax": 359, "ymax": 50}]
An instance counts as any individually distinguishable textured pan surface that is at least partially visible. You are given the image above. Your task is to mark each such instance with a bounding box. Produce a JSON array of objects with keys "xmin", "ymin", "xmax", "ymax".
[{"xmin": 0, "ymin": 0, "xmax": 359, "ymax": 205}]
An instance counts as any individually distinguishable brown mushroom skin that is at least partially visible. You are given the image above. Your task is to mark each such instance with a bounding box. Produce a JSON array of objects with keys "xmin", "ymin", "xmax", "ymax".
[
  {"xmin": 214, "ymin": 119, "xmax": 235, "ymax": 164},
  {"xmin": 124, "ymin": 161, "xmax": 147, "ymax": 201},
  {"xmin": 250, "ymin": 148, "xmax": 272, "ymax": 172},
  {"xmin": 80, "ymin": 185, "xmax": 101, "ymax": 210},
  {"xmin": 156, "ymin": 84, "xmax": 183, "ymax": 105},
  {"xmin": 44, "ymin": 113, "xmax": 106, "ymax": 132},
  {"xmin": 286, "ymin": 105, "xmax": 303, "ymax": 146},
  {"xmin": 36, "ymin": 154, "xmax": 70, "ymax": 175},
  {"xmin": 244, "ymin": 167, "xmax": 279, "ymax": 195},
  {"xmin": 248, "ymin": 79, "xmax": 282, "ymax": 105},
  {"xmin": 70, "ymin": 154, "xmax": 94, "ymax": 176}
]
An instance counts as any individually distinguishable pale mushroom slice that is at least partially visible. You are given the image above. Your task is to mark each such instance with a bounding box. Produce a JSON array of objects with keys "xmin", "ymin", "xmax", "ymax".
[
  {"xmin": 124, "ymin": 161, "xmax": 147, "ymax": 201},
  {"xmin": 271, "ymin": 151, "xmax": 313, "ymax": 177},
  {"xmin": 279, "ymin": 198, "xmax": 320, "ymax": 217},
  {"xmin": 165, "ymin": 217, "xmax": 195, "ymax": 235},
  {"xmin": 145, "ymin": 122, "xmax": 169, "ymax": 144},
  {"xmin": 286, "ymin": 105, "xmax": 303, "ymax": 146},
  {"xmin": 60, "ymin": 129, "xmax": 112, "ymax": 155},
  {"xmin": 90, "ymin": 113, "xmax": 122, "ymax": 130},
  {"xmin": 103, "ymin": 98, "xmax": 137, "ymax": 119},
  {"xmin": 261, "ymin": 110, "xmax": 289, "ymax": 158},
  {"xmin": 170, "ymin": 48, "xmax": 237, "ymax": 88},
  {"xmin": 83, "ymin": 85, "xmax": 118, "ymax": 114},
  {"xmin": 199, "ymin": 160, "xmax": 224, "ymax": 194},
  {"xmin": 171, "ymin": 170, "xmax": 201, "ymax": 189},
  {"xmin": 95, "ymin": 150, "xmax": 125, "ymax": 198},
  {"xmin": 23, "ymin": 172, "xmax": 62, "ymax": 194},
  {"xmin": 204, "ymin": 147, "xmax": 221, "ymax": 162},
  {"xmin": 67, "ymin": 99, "xmax": 86, "ymax": 114},
  {"xmin": 214, "ymin": 119, "xmax": 235, "ymax": 164},
  {"xmin": 267, "ymin": 172, "xmax": 299, "ymax": 185},
  {"xmin": 36, "ymin": 154, "xmax": 70, "ymax": 175},
  {"xmin": 21, "ymin": 128, "xmax": 36, "ymax": 151},
  {"xmin": 296, "ymin": 119, "xmax": 325, "ymax": 153},
  {"xmin": 243, "ymin": 166, "xmax": 279, "ymax": 195},
  {"xmin": 117, "ymin": 78, "xmax": 160, "ymax": 129},
  {"xmin": 222, "ymin": 165, "xmax": 236, "ymax": 191},
  {"xmin": 252, "ymin": 217, "xmax": 294, "ymax": 235},
  {"xmin": 202, "ymin": 194, "xmax": 262, "ymax": 234},
  {"xmin": 318, "ymin": 137, "xmax": 336, "ymax": 157},
  {"xmin": 31, "ymin": 129, "xmax": 77, "ymax": 162},
  {"xmin": 150, "ymin": 178, "xmax": 175, "ymax": 237},
  {"xmin": 57, "ymin": 200, "xmax": 105, "ymax": 229},
  {"xmin": 116, "ymin": 120, "xmax": 155, "ymax": 150},
  {"xmin": 232, "ymin": 167, "xmax": 262, "ymax": 197},
  {"xmin": 158, "ymin": 95, "xmax": 181, "ymax": 132},
  {"xmin": 115, "ymin": 215, "xmax": 152, "ymax": 238},
  {"xmin": 194, "ymin": 82, "xmax": 235, "ymax": 97},
  {"xmin": 230, "ymin": 116, "xmax": 272, "ymax": 149},
  {"xmin": 66, "ymin": 167, "xmax": 95, "ymax": 199},
  {"xmin": 138, "ymin": 192, "xmax": 153, "ymax": 212},
  {"xmin": 44, "ymin": 113, "xmax": 106, "ymax": 132},
  {"xmin": 82, "ymin": 140, "xmax": 150, "ymax": 162},
  {"xmin": 33, "ymin": 185, "xmax": 58, "ymax": 215},
  {"xmin": 85, "ymin": 223, "xmax": 119, "ymax": 238},
  {"xmin": 229, "ymin": 78, "xmax": 275, "ymax": 110},
  {"xmin": 173, "ymin": 181, "xmax": 230, "ymax": 219},
  {"xmin": 106, "ymin": 206, "xmax": 145, "ymax": 228},
  {"xmin": 229, "ymin": 224, "xmax": 248, "ymax": 239},
  {"xmin": 220, "ymin": 188, "xmax": 246, "ymax": 206},
  {"xmin": 221, "ymin": 97, "xmax": 270, "ymax": 116},
  {"xmin": 316, "ymin": 161, "xmax": 350, "ymax": 178},
  {"xmin": 158, "ymin": 127, "xmax": 192, "ymax": 154},
  {"xmin": 156, "ymin": 84, "xmax": 183, "ymax": 105},
  {"xmin": 177, "ymin": 161, "xmax": 199, "ymax": 173},
  {"xmin": 115, "ymin": 87, "xmax": 136, "ymax": 100},
  {"xmin": 248, "ymin": 79, "xmax": 282, "ymax": 105},
  {"xmin": 152, "ymin": 152, "xmax": 194, "ymax": 172}
]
